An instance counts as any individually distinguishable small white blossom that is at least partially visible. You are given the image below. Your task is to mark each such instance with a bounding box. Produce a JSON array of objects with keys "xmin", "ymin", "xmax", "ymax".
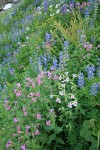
[
  {"xmin": 71, "ymin": 94, "xmax": 75, "ymax": 99},
  {"xmin": 72, "ymin": 101, "xmax": 78, "ymax": 107},
  {"xmin": 55, "ymin": 4, "xmax": 59, "ymax": 8},
  {"xmin": 56, "ymin": 9, "xmax": 60, "ymax": 14},
  {"xmin": 50, "ymin": 109, "xmax": 54, "ymax": 112},
  {"xmin": 59, "ymin": 91, "xmax": 64, "ymax": 96},
  {"xmin": 62, "ymin": 84, "xmax": 65, "ymax": 87},
  {"xmin": 49, "ymin": 5, "xmax": 53, "ymax": 8},
  {"xmin": 72, "ymin": 74, "xmax": 77, "ymax": 79},
  {"xmin": 56, "ymin": 98, "xmax": 61, "ymax": 103},
  {"xmin": 50, "ymin": 94, "xmax": 53, "ymax": 98},
  {"xmin": 65, "ymin": 72, "xmax": 69, "ymax": 75},
  {"xmin": 68, "ymin": 102, "xmax": 72, "ymax": 108},
  {"xmin": 65, "ymin": 77, "xmax": 70, "ymax": 82}
]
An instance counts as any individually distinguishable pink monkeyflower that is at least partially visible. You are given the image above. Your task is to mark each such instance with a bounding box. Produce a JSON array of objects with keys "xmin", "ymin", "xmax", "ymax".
[
  {"xmin": 46, "ymin": 120, "xmax": 51, "ymax": 126},
  {"xmin": 38, "ymin": 71, "xmax": 44, "ymax": 78},
  {"xmin": 35, "ymin": 93, "xmax": 40, "ymax": 97},
  {"xmin": 36, "ymin": 113, "xmax": 41, "ymax": 119},
  {"xmin": 54, "ymin": 75, "xmax": 58, "ymax": 80},
  {"xmin": 30, "ymin": 92, "xmax": 34, "ymax": 97},
  {"xmin": 16, "ymin": 83, "xmax": 21, "ymax": 87},
  {"xmin": 34, "ymin": 129, "xmax": 40, "ymax": 135},
  {"xmin": 26, "ymin": 125, "xmax": 30, "ymax": 134},
  {"xmin": 32, "ymin": 98, "xmax": 37, "ymax": 102},
  {"xmin": 14, "ymin": 118, "xmax": 18, "ymax": 123},
  {"xmin": 6, "ymin": 140, "xmax": 12, "ymax": 149},
  {"xmin": 31, "ymin": 82, "xmax": 35, "ymax": 88},
  {"xmin": 99, "ymin": 0, "xmax": 100, "ymax": 2},
  {"xmin": 13, "ymin": 89, "xmax": 17, "ymax": 93},
  {"xmin": 23, "ymin": 112, "xmax": 27, "ymax": 116},
  {"xmin": 83, "ymin": 44, "xmax": 87, "ymax": 48},
  {"xmin": 4, "ymin": 100, "xmax": 11, "ymax": 111},
  {"xmin": 21, "ymin": 144, "xmax": 26, "ymax": 150},
  {"xmin": 88, "ymin": 44, "xmax": 92, "ymax": 49},
  {"xmin": 12, "ymin": 133, "xmax": 17, "ymax": 137},
  {"xmin": 36, "ymin": 78, "xmax": 43, "ymax": 85},
  {"xmin": 22, "ymin": 107, "xmax": 26, "ymax": 112},
  {"xmin": 17, "ymin": 125, "xmax": 21, "ymax": 134},
  {"xmin": 16, "ymin": 90, "xmax": 22, "ymax": 97},
  {"xmin": 47, "ymin": 71, "xmax": 52, "ymax": 79}
]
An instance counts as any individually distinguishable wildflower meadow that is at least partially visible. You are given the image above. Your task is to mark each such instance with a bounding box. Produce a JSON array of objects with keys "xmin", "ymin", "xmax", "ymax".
[{"xmin": 0, "ymin": 0, "xmax": 100, "ymax": 149}]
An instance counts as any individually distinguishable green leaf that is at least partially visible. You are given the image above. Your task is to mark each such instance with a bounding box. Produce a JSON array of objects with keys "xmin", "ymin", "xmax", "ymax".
[
  {"xmin": 83, "ymin": 120, "xmax": 90, "ymax": 129},
  {"xmin": 54, "ymin": 127, "xmax": 63, "ymax": 134},
  {"xmin": 56, "ymin": 138, "xmax": 65, "ymax": 144},
  {"xmin": 48, "ymin": 134, "xmax": 56, "ymax": 143},
  {"xmin": 80, "ymin": 128, "xmax": 92, "ymax": 141}
]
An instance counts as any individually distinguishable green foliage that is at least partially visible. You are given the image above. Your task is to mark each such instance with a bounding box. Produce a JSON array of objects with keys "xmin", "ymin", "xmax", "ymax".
[{"xmin": 0, "ymin": 0, "xmax": 100, "ymax": 149}]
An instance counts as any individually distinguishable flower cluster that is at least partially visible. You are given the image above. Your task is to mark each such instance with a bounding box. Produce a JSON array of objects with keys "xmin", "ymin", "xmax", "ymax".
[
  {"xmin": 90, "ymin": 83, "xmax": 100, "ymax": 96},
  {"xmin": 86, "ymin": 65, "xmax": 95, "ymax": 79},
  {"xmin": 78, "ymin": 72, "xmax": 84, "ymax": 88}
]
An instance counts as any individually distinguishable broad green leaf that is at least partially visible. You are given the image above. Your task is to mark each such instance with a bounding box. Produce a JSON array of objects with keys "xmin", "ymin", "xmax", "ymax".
[
  {"xmin": 83, "ymin": 120, "xmax": 90, "ymax": 129},
  {"xmin": 54, "ymin": 127, "xmax": 63, "ymax": 134},
  {"xmin": 48, "ymin": 134, "xmax": 56, "ymax": 143},
  {"xmin": 56, "ymin": 138, "xmax": 65, "ymax": 144}
]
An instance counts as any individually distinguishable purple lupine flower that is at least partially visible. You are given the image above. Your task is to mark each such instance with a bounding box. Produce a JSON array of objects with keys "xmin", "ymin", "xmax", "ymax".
[
  {"xmin": 90, "ymin": 83, "xmax": 99, "ymax": 96},
  {"xmin": 84, "ymin": 8, "xmax": 90, "ymax": 17},
  {"xmin": 64, "ymin": 40, "xmax": 69, "ymax": 50},
  {"xmin": 60, "ymin": 4, "xmax": 67, "ymax": 14},
  {"xmin": 51, "ymin": 57, "xmax": 58, "ymax": 70},
  {"xmin": 59, "ymin": 51, "xmax": 63, "ymax": 67},
  {"xmin": 86, "ymin": 65, "xmax": 95, "ymax": 79},
  {"xmin": 78, "ymin": 73, "xmax": 84, "ymax": 88},
  {"xmin": 44, "ymin": 1, "xmax": 48, "ymax": 12},
  {"xmin": 45, "ymin": 33, "xmax": 52, "ymax": 42},
  {"xmin": 42, "ymin": 53, "xmax": 48, "ymax": 66}
]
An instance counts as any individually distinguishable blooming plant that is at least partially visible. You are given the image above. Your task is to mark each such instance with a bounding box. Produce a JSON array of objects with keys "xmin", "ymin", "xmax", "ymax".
[{"xmin": 0, "ymin": 0, "xmax": 100, "ymax": 150}]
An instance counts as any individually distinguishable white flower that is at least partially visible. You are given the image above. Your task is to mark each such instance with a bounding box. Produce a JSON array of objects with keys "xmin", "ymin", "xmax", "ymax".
[
  {"xmin": 38, "ymin": 11, "xmax": 42, "ymax": 14},
  {"xmin": 55, "ymin": 4, "xmax": 59, "ymax": 8},
  {"xmin": 50, "ymin": 94, "xmax": 53, "ymax": 98},
  {"xmin": 71, "ymin": 94, "xmax": 75, "ymax": 99},
  {"xmin": 72, "ymin": 101, "xmax": 78, "ymax": 107},
  {"xmin": 56, "ymin": 98, "xmax": 61, "ymax": 103},
  {"xmin": 67, "ymin": 9, "xmax": 70, "ymax": 12},
  {"xmin": 56, "ymin": 9, "xmax": 60, "ymax": 14},
  {"xmin": 65, "ymin": 77, "xmax": 70, "ymax": 82},
  {"xmin": 65, "ymin": 72, "xmax": 69, "ymax": 75},
  {"xmin": 26, "ymin": 36, "xmax": 29, "ymax": 39},
  {"xmin": 37, "ymin": 7, "xmax": 41, "ymax": 10},
  {"xmin": 49, "ymin": 5, "xmax": 53, "ymax": 8},
  {"xmin": 72, "ymin": 74, "xmax": 77, "ymax": 79},
  {"xmin": 68, "ymin": 102, "xmax": 72, "ymax": 108},
  {"xmin": 50, "ymin": 109, "xmax": 54, "ymax": 112},
  {"xmin": 26, "ymin": 27, "xmax": 29, "ymax": 31},
  {"xmin": 62, "ymin": 84, "xmax": 65, "ymax": 87},
  {"xmin": 59, "ymin": 91, "xmax": 64, "ymax": 96},
  {"xmin": 59, "ymin": 75, "xmax": 62, "ymax": 80}
]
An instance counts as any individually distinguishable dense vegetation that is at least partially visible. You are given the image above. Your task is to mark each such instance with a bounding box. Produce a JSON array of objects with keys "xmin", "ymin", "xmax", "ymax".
[{"xmin": 0, "ymin": 0, "xmax": 100, "ymax": 149}]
